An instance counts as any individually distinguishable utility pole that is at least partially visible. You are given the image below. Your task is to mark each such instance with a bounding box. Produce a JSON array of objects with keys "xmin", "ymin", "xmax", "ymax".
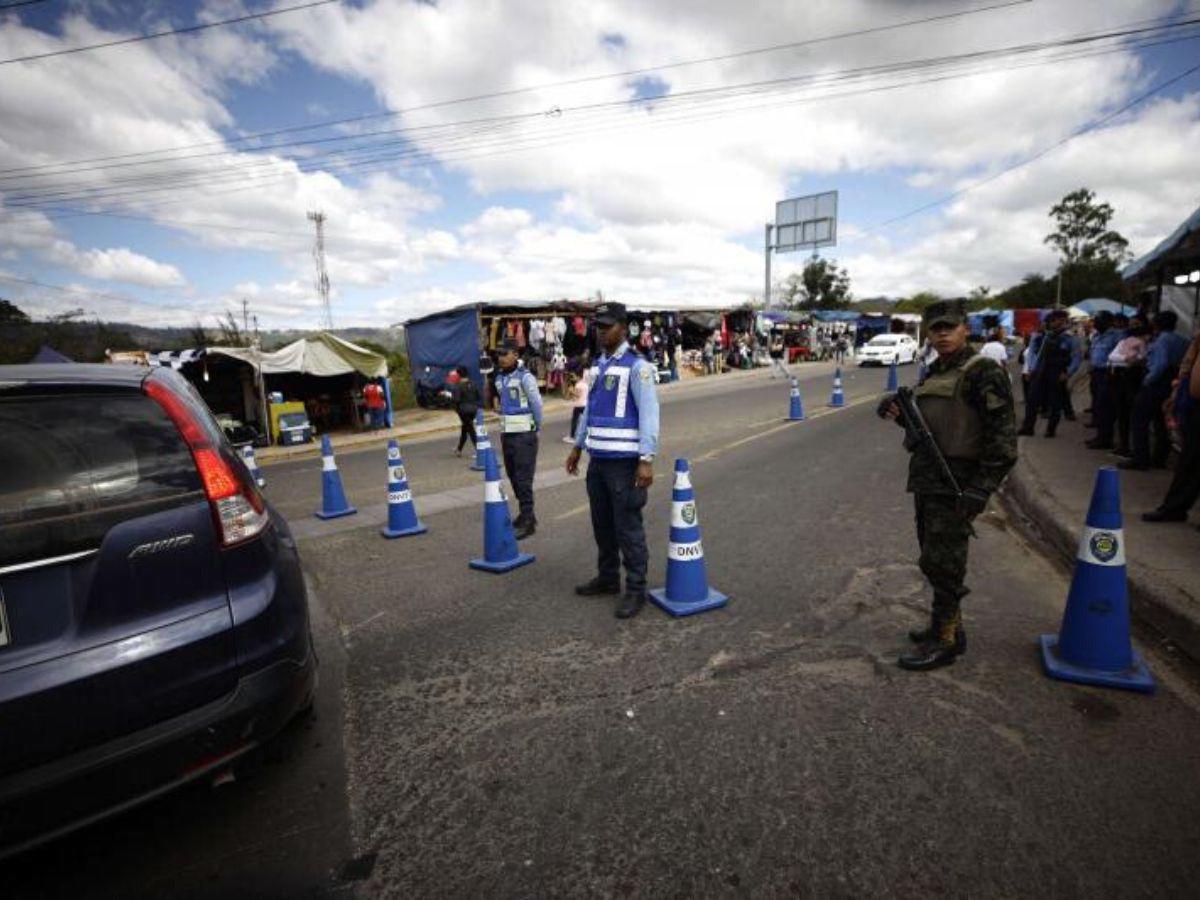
[
  {"xmin": 764, "ymin": 223, "xmax": 774, "ymax": 308},
  {"xmin": 241, "ymin": 297, "xmax": 250, "ymax": 334},
  {"xmin": 307, "ymin": 210, "xmax": 333, "ymax": 330}
]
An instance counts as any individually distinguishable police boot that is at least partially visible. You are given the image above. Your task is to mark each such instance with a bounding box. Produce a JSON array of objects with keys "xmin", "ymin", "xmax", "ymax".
[
  {"xmin": 575, "ymin": 577, "xmax": 620, "ymax": 596},
  {"xmin": 513, "ymin": 515, "xmax": 537, "ymax": 540},
  {"xmin": 615, "ymin": 591, "xmax": 646, "ymax": 619},
  {"xmin": 907, "ymin": 619, "xmax": 967, "ymax": 654},
  {"xmin": 898, "ymin": 613, "xmax": 962, "ymax": 671}
]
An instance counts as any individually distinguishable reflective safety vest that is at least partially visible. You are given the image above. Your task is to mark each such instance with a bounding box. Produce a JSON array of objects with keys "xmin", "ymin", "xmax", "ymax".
[
  {"xmin": 585, "ymin": 348, "xmax": 641, "ymax": 458},
  {"xmin": 497, "ymin": 368, "xmax": 536, "ymax": 433}
]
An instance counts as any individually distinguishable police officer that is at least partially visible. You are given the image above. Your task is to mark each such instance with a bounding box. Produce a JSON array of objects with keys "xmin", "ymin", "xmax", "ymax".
[
  {"xmin": 1017, "ymin": 308, "xmax": 1080, "ymax": 438},
  {"xmin": 879, "ymin": 300, "xmax": 1017, "ymax": 670},
  {"xmin": 493, "ymin": 339, "xmax": 542, "ymax": 540},
  {"xmin": 566, "ymin": 302, "xmax": 660, "ymax": 619}
]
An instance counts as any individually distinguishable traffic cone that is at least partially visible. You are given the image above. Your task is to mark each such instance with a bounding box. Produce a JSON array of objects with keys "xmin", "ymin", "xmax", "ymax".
[
  {"xmin": 787, "ymin": 377, "xmax": 805, "ymax": 421},
  {"xmin": 469, "ymin": 447, "xmax": 534, "ymax": 573},
  {"xmin": 241, "ymin": 444, "xmax": 265, "ymax": 488},
  {"xmin": 381, "ymin": 440, "xmax": 427, "ymax": 539},
  {"xmin": 829, "ymin": 367, "xmax": 845, "ymax": 407},
  {"xmin": 649, "ymin": 459, "xmax": 728, "ymax": 617},
  {"xmin": 314, "ymin": 434, "xmax": 356, "ymax": 520},
  {"xmin": 886, "ymin": 360, "xmax": 899, "ymax": 392},
  {"xmin": 470, "ymin": 409, "xmax": 490, "ymax": 472},
  {"xmin": 1039, "ymin": 467, "xmax": 1154, "ymax": 693}
]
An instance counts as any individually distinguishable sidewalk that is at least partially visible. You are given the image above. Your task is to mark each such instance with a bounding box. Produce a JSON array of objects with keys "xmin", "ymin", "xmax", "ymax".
[
  {"xmin": 1000, "ymin": 383, "xmax": 1200, "ymax": 663},
  {"xmin": 254, "ymin": 362, "xmax": 811, "ymax": 465}
]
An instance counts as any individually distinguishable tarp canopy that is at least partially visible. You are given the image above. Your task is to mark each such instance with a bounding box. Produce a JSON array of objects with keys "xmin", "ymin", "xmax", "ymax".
[
  {"xmin": 29, "ymin": 344, "xmax": 73, "ymax": 363},
  {"xmin": 212, "ymin": 333, "xmax": 387, "ymax": 378},
  {"xmin": 967, "ymin": 309, "xmax": 1015, "ymax": 335},
  {"xmin": 682, "ymin": 311, "xmax": 722, "ymax": 330},
  {"xmin": 810, "ymin": 310, "xmax": 860, "ymax": 322},
  {"xmin": 1070, "ymin": 298, "xmax": 1137, "ymax": 317},
  {"xmin": 1124, "ymin": 203, "xmax": 1200, "ymax": 282},
  {"xmin": 403, "ymin": 305, "xmax": 482, "ymax": 389}
]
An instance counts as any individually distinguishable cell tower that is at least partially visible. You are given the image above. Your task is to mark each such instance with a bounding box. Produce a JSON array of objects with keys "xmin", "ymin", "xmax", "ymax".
[{"xmin": 307, "ymin": 210, "xmax": 333, "ymax": 329}]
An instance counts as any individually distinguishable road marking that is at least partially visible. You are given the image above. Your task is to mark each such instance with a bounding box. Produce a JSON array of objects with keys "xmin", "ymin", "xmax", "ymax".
[
  {"xmin": 694, "ymin": 393, "xmax": 878, "ymax": 462},
  {"xmin": 555, "ymin": 501, "xmax": 592, "ymax": 521}
]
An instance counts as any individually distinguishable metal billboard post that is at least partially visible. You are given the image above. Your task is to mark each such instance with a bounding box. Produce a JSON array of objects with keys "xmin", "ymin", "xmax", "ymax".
[{"xmin": 764, "ymin": 223, "xmax": 774, "ymax": 308}]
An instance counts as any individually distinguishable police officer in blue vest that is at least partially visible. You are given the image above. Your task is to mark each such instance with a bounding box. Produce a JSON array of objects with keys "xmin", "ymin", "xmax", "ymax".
[
  {"xmin": 494, "ymin": 339, "xmax": 543, "ymax": 540},
  {"xmin": 566, "ymin": 302, "xmax": 661, "ymax": 619}
]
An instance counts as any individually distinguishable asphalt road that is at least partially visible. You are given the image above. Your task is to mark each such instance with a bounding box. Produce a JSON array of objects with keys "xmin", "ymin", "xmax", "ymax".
[{"xmin": 11, "ymin": 361, "xmax": 1200, "ymax": 898}]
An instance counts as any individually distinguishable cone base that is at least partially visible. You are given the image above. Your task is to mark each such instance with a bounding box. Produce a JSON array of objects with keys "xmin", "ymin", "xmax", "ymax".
[
  {"xmin": 381, "ymin": 522, "xmax": 428, "ymax": 539},
  {"xmin": 315, "ymin": 506, "xmax": 357, "ymax": 520},
  {"xmin": 786, "ymin": 414, "xmax": 806, "ymax": 422},
  {"xmin": 469, "ymin": 463, "xmax": 485, "ymax": 471},
  {"xmin": 829, "ymin": 399, "xmax": 845, "ymax": 408},
  {"xmin": 469, "ymin": 552, "xmax": 535, "ymax": 573},
  {"xmin": 648, "ymin": 586, "xmax": 729, "ymax": 617},
  {"xmin": 1039, "ymin": 634, "xmax": 1155, "ymax": 694}
]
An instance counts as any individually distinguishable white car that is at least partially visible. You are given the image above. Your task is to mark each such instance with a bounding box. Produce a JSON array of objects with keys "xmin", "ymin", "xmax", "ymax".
[{"xmin": 857, "ymin": 334, "xmax": 918, "ymax": 366}]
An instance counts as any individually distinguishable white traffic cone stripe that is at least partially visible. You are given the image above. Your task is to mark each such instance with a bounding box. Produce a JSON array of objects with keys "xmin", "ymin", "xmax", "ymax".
[
  {"xmin": 673, "ymin": 471, "xmax": 692, "ymax": 490},
  {"xmin": 1077, "ymin": 526, "xmax": 1126, "ymax": 566},
  {"xmin": 322, "ymin": 456, "xmax": 337, "ymax": 472},
  {"xmin": 671, "ymin": 500, "xmax": 700, "ymax": 528},
  {"xmin": 388, "ymin": 447, "xmax": 400, "ymax": 460},
  {"xmin": 388, "ymin": 489, "xmax": 413, "ymax": 504},
  {"xmin": 485, "ymin": 480, "xmax": 505, "ymax": 503},
  {"xmin": 668, "ymin": 539, "xmax": 704, "ymax": 561}
]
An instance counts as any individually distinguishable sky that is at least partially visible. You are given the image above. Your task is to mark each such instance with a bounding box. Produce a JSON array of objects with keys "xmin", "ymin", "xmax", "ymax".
[{"xmin": 1, "ymin": 0, "xmax": 1199, "ymax": 331}]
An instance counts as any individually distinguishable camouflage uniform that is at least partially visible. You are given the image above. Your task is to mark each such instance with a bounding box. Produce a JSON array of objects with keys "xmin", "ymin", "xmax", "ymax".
[{"xmin": 907, "ymin": 344, "xmax": 1018, "ymax": 627}]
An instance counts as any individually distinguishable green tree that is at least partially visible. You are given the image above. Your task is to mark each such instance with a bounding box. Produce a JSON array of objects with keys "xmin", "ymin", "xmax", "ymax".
[
  {"xmin": 1044, "ymin": 188, "xmax": 1130, "ymax": 266},
  {"xmin": 358, "ymin": 340, "xmax": 416, "ymax": 410},
  {"xmin": 0, "ymin": 298, "xmax": 30, "ymax": 324},
  {"xmin": 893, "ymin": 290, "xmax": 942, "ymax": 314},
  {"xmin": 996, "ymin": 273, "xmax": 1056, "ymax": 309},
  {"xmin": 780, "ymin": 257, "xmax": 852, "ymax": 309}
]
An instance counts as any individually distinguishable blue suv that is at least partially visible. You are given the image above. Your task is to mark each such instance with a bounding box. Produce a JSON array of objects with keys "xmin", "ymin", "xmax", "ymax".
[{"xmin": 0, "ymin": 364, "xmax": 316, "ymax": 857}]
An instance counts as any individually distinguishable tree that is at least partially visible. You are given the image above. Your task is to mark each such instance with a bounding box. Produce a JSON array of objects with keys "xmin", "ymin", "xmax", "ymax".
[
  {"xmin": 996, "ymin": 273, "xmax": 1056, "ymax": 309},
  {"xmin": 0, "ymin": 298, "xmax": 30, "ymax": 324},
  {"xmin": 1044, "ymin": 188, "xmax": 1130, "ymax": 267},
  {"xmin": 779, "ymin": 257, "xmax": 852, "ymax": 309},
  {"xmin": 893, "ymin": 290, "xmax": 942, "ymax": 314}
]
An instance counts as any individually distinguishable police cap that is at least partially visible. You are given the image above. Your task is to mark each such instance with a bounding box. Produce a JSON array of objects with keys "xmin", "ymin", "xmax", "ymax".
[
  {"xmin": 594, "ymin": 301, "xmax": 627, "ymax": 327},
  {"xmin": 497, "ymin": 338, "xmax": 520, "ymax": 354},
  {"xmin": 923, "ymin": 299, "xmax": 968, "ymax": 328}
]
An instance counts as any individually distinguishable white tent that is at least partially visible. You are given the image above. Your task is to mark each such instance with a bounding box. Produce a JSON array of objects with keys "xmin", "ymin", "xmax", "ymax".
[{"xmin": 211, "ymin": 332, "xmax": 387, "ymax": 378}]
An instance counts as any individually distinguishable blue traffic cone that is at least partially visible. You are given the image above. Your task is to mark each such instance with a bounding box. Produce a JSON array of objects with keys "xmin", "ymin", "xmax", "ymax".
[
  {"xmin": 314, "ymin": 434, "xmax": 356, "ymax": 520},
  {"xmin": 649, "ymin": 459, "xmax": 728, "ymax": 617},
  {"xmin": 787, "ymin": 377, "xmax": 805, "ymax": 421},
  {"xmin": 470, "ymin": 409, "xmax": 490, "ymax": 472},
  {"xmin": 381, "ymin": 440, "xmax": 427, "ymax": 538},
  {"xmin": 1039, "ymin": 467, "xmax": 1154, "ymax": 693},
  {"xmin": 829, "ymin": 367, "xmax": 845, "ymax": 408},
  {"xmin": 241, "ymin": 444, "xmax": 265, "ymax": 488},
  {"xmin": 469, "ymin": 447, "xmax": 534, "ymax": 573},
  {"xmin": 886, "ymin": 361, "xmax": 899, "ymax": 392}
]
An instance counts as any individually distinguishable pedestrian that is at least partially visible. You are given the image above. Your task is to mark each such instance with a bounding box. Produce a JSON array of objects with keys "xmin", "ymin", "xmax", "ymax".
[
  {"xmin": 834, "ymin": 334, "xmax": 848, "ymax": 365},
  {"xmin": 769, "ymin": 333, "xmax": 788, "ymax": 378},
  {"xmin": 1120, "ymin": 311, "xmax": 1190, "ymax": 471},
  {"xmin": 1017, "ymin": 309, "xmax": 1080, "ymax": 438},
  {"xmin": 878, "ymin": 299, "xmax": 1017, "ymax": 671},
  {"xmin": 702, "ymin": 337, "xmax": 715, "ymax": 375},
  {"xmin": 450, "ymin": 366, "xmax": 481, "ymax": 457},
  {"xmin": 1108, "ymin": 317, "xmax": 1149, "ymax": 457},
  {"xmin": 564, "ymin": 370, "xmax": 589, "ymax": 444},
  {"xmin": 1143, "ymin": 330, "xmax": 1200, "ymax": 522},
  {"xmin": 566, "ymin": 301, "xmax": 660, "ymax": 619},
  {"xmin": 363, "ymin": 378, "xmax": 387, "ymax": 430},
  {"xmin": 979, "ymin": 328, "xmax": 1009, "ymax": 368},
  {"xmin": 1084, "ymin": 312, "xmax": 1121, "ymax": 450},
  {"xmin": 493, "ymin": 340, "xmax": 542, "ymax": 539}
]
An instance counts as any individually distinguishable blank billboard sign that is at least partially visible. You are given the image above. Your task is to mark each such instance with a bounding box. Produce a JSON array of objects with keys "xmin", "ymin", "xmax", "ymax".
[{"xmin": 775, "ymin": 191, "xmax": 838, "ymax": 252}]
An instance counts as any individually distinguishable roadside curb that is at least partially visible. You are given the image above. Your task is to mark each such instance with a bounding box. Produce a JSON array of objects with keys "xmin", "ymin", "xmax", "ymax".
[{"xmin": 1000, "ymin": 459, "xmax": 1200, "ymax": 666}]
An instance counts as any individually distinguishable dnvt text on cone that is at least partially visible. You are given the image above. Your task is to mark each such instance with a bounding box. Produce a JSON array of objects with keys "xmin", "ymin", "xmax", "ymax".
[
  {"xmin": 381, "ymin": 439, "xmax": 427, "ymax": 539},
  {"xmin": 469, "ymin": 447, "xmax": 534, "ymax": 573},
  {"xmin": 787, "ymin": 377, "xmax": 805, "ymax": 421},
  {"xmin": 649, "ymin": 459, "xmax": 728, "ymax": 617},
  {"xmin": 314, "ymin": 434, "xmax": 356, "ymax": 520},
  {"xmin": 829, "ymin": 367, "xmax": 845, "ymax": 408},
  {"xmin": 1039, "ymin": 466, "xmax": 1154, "ymax": 693}
]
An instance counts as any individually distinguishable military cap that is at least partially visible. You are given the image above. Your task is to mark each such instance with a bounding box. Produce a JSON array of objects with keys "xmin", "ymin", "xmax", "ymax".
[
  {"xmin": 923, "ymin": 299, "xmax": 968, "ymax": 328},
  {"xmin": 594, "ymin": 301, "xmax": 627, "ymax": 326}
]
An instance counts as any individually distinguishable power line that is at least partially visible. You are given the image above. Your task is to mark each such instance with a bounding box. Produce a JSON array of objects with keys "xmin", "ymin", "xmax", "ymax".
[
  {"xmin": 0, "ymin": 0, "xmax": 1032, "ymax": 174},
  {"xmin": 0, "ymin": 1, "xmax": 52, "ymax": 10},
  {"xmin": 0, "ymin": 272, "xmax": 213, "ymax": 318},
  {"xmin": 0, "ymin": 0, "xmax": 340, "ymax": 67}
]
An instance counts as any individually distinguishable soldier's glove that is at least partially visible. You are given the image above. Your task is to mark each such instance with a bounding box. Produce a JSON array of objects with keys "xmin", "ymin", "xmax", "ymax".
[
  {"xmin": 876, "ymin": 393, "xmax": 897, "ymax": 420},
  {"xmin": 957, "ymin": 487, "xmax": 990, "ymax": 520}
]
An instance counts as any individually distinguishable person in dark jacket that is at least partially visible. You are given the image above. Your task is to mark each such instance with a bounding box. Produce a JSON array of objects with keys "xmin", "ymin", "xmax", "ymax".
[{"xmin": 450, "ymin": 366, "xmax": 481, "ymax": 457}]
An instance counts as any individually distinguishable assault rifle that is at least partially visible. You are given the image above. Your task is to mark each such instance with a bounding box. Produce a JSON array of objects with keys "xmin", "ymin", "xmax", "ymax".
[{"xmin": 893, "ymin": 387, "xmax": 963, "ymax": 500}]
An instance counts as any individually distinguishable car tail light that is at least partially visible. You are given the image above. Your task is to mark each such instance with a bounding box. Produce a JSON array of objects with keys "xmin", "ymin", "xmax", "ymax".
[{"xmin": 145, "ymin": 379, "xmax": 269, "ymax": 547}]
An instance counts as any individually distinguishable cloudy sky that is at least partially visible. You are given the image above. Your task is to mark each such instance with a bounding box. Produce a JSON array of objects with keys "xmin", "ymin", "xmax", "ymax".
[{"xmin": 1, "ymin": 0, "xmax": 1198, "ymax": 329}]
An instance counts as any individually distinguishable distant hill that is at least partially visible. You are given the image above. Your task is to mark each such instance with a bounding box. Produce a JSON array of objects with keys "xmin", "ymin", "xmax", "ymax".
[{"xmin": 114, "ymin": 323, "xmax": 406, "ymax": 353}]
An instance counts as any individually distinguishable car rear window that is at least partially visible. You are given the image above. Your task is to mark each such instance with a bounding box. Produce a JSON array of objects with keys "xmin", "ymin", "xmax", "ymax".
[
  {"xmin": 869, "ymin": 337, "xmax": 898, "ymax": 345},
  {"xmin": 0, "ymin": 392, "xmax": 203, "ymax": 569}
]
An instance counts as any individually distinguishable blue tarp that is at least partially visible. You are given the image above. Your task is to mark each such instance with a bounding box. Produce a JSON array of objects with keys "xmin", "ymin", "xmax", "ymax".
[
  {"xmin": 1070, "ymin": 298, "xmax": 1136, "ymax": 317},
  {"xmin": 29, "ymin": 345, "xmax": 73, "ymax": 363},
  {"xmin": 967, "ymin": 309, "xmax": 1014, "ymax": 335},
  {"xmin": 810, "ymin": 310, "xmax": 860, "ymax": 322},
  {"xmin": 1124, "ymin": 203, "xmax": 1200, "ymax": 281},
  {"xmin": 404, "ymin": 305, "xmax": 482, "ymax": 394}
]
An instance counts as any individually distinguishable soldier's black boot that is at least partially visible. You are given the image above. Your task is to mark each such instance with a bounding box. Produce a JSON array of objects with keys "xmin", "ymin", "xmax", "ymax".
[
  {"xmin": 575, "ymin": 577, "xmax": 620, "ymax": 596},
  {"xmin": 898, "ymin": 613, "xmax": 962, "ymax": 671},
  {"xmin": 514, "ymin": 515, "xmax": 536, "ymax": 540},
  {"xmin": 615, "ymin": 591, "xmax": 646, "ymax": 619},
  {"xmin": 907, "ymin": 620, "xmax": 967, "ymax": 654}
]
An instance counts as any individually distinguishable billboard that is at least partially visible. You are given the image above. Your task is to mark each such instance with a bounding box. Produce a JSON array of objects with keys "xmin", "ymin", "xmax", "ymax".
[{"xmin": 774, "ymin": 190, "xmax": 838, "ymax": 252}]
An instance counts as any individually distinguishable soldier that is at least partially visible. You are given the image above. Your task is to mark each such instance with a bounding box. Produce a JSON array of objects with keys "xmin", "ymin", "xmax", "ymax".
[
  {"xmin": 879, "ymin": 300, "xmax": 1018, "ymax": 670},
  {"xmin": 493, "ymin": 339, "xmax": 542, "ymax": 540},
  {"xmin": 566, "ymin": 302, "xmax": 660, "ymax": 619}
]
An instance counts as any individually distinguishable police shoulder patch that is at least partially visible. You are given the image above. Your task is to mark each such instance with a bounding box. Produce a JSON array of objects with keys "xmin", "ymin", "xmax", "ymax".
[{"xmin": 638, "ymin": 365, "xmax": 652, "ymax": 382}]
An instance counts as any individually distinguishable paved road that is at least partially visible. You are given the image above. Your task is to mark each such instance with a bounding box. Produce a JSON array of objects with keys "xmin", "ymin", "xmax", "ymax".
[{"xmin": 12, "ymin": 361, "xmax": 1200, "ymax": 898}]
